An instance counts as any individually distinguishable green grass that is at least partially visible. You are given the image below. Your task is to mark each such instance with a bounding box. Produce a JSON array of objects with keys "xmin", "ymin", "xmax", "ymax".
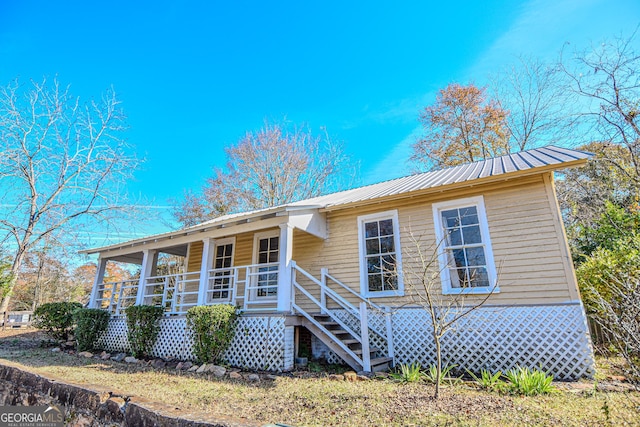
[{"xmin": 1, "ymin": 330, "xmax": 639, "ymax": 426}]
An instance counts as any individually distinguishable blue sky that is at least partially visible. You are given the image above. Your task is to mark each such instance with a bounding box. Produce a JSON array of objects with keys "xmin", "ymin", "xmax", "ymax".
[{"xmin": 1, "ymin": 0, "xmax": 638, "ymax": 241}]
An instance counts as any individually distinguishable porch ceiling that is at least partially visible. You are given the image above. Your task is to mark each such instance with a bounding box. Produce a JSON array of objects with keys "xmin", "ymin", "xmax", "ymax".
[{"xmin": 106, "ymin": 244, "xmax": 188, "ymax": 264}]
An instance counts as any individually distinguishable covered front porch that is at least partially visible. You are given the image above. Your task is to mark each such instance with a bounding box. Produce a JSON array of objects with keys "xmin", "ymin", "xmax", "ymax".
[{"xmin": 87, "ymin": 210, "xmax": 318, "ymax": 316}]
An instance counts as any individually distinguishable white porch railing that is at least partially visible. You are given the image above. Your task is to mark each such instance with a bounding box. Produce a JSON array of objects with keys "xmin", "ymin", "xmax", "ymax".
[
  {"xmin": 205, "ymin": 262, "xmax": 280, "ymax": 312},
  {"xmin": 142, "ymin": 272, "xmax": 201, "ymax": 315},
  {"xmin": 95, "ymin": 279, "xmax": 141, "ymax": 316},
  {"xmin": 96, "ymin": 262, "xmax": 282, "ymax": 316}
]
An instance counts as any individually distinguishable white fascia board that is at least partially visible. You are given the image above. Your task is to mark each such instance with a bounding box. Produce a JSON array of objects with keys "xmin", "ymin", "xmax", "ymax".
[{"xmin": 93, "ymin": 216, "xmax": 287, "ymax": 261}]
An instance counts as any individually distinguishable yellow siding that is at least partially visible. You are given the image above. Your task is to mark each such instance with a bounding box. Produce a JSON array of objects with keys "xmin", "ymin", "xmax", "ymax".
[
  {"xmin": 292, "ymin": 174, "xmax": 579, "ymax": 307},
  {"xmin": 186, "ymin": 241, "xmax": 204, "ymax": 272}
]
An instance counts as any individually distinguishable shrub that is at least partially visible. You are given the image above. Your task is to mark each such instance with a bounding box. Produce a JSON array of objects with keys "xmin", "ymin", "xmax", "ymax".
[
  {"xmin": 73, "ymin": 308, "xmax": 111, "ymax": 351},
  {"xmin": 186, "ymin": 304, "xmax": 238, "ymax": 364},
  {"xmin": 125, "ymin": 305, "xmax": 164, "ymax": 358},
  {"xmin": 33, "ymin": 301, "xmax": 83, "ymax": 341},
  {"xmin": 390, "ymin": 362, "xmax": 424, "ymax": 383},
  {"xmin": 503, "ymin": 366, "xmax": 556, "ymax": 396}
]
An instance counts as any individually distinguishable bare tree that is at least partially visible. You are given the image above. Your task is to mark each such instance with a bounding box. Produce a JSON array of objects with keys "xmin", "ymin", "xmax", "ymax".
[
  {"xmin": 560, "ymin": 31, "xmax": 640, "ymax": 191},
  {"xmin": 490, "ymin": 56, "xmax": 576, "ymax": 151},
  {"xmin": 398, "ymin": 230, "xmax": 498, "ymax": 399},
  {"xmin": 0, "ymin": 77, "xmax": 139, "ymax": 313},
  {"xmin": 411, "ymin": 83, "xmax": 510, "ymax": 171},
  {"xmin": 174, "ymin": 120, "xmax": 356, "ymax": 227}
]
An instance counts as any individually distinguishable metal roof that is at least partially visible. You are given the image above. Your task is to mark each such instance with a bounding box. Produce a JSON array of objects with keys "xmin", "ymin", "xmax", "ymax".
[
  {"xmin": 288, "ymin": 145, "xmax": 591, "ymax": 210},
  {"xmin": 81, "ymin": 145, "xmax": 590, "ymax": 254}
]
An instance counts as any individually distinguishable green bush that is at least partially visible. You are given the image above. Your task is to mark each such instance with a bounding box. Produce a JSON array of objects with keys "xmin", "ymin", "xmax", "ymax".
[
  {"xmin": 503, "ymin": 366, "xmax": 556, "ymax": 396},
  {"xmin": 186, "ymin": 304, "xmax": 238, "ymax": 364},
  {"xmin": 125, "ymin": 305, "xmax": 164, "ymax": 358},
  {"xmin": 73, "ymin": 308, "xmax": 111, "ymax": 351},
  {"xmin": 33, "ymin": 302, "xmax": 83, "ymax": 341}
]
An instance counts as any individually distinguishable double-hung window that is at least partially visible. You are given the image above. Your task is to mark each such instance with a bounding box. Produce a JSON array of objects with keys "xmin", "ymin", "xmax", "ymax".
[
  {"xmin": 432, "ymin": 196, "xmax": 498, "ymax": 294},
  {"xmin": 358, "ymin": 210, "xmax": 403, "ymax": 297}
]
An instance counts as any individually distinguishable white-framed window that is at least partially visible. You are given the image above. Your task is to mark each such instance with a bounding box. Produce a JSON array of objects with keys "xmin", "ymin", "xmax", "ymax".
[
  {"xmin": 357, "ymin": 210, "xmax": 404, "ymax": 297},
  {"xmin": 432, "ymin": 196, "xmax": 498, "ymax": 294},
  {"xmin": 252, "ymin": 230, "xmax": 279, "ymax": 299}
]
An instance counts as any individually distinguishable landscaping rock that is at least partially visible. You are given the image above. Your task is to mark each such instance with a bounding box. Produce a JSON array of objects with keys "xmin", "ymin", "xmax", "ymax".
[
  {"xmin": 100, "ymin": 352, "xmax": 111, "ymax": 361},
  {"xmin": 328, "ymin": 374, "xmax": 345, "ymax": 381},
  {"xmin": 211, "ymin": 365, "xmax": 226, "ymax": 377},
  {"xmin": 124, "ymin": 356, "xmax": 138, "ymax": 364},
  {"xmin": 111, "ymin": 353, "xmax": 127, "ymax": 362},
  {"xmin": 78, "ymin": 351, "xmax": 93, "ymax": 358},
  {"xmin": 266, "ymin": 374, "xmax": 279, "ymax": 380},
  {"xmin": 343, "ymin": 371, "xmax": 357, "ymax": 382},
  {"xmin": 196, "ymin": 364, "xmax": 208, "ymax": 373},
  {"xmin": 356, "ymin": 375, "xmax": 370, "ymax": 381},
  {"xmin": 166, "ymin": 359, "xmax": 180, "ymax": 369},
  {"xmin": 180, "ymin": 361, "xmax": 193, "ymax": 371},
  {"xmin": 152, "ymin": 359, "xmax": 166, "ymax": 369},
  {"xmin": 229, "ymin": 372, "xmax": 242, "ymax": 379},
  {"xmin": 50, "ymin": 347, "xmax": 61, "ymax": 353},
  {"xmin": 247, "ymin": 373, "xmax": 260, "ymax": 382},
  {"xmin": 63, "ymin": 341, "xmax": 76, "ymax": 349},
  {"xmin": 188, "ymin": 365, "xmax": 199, "ymax": 372}
]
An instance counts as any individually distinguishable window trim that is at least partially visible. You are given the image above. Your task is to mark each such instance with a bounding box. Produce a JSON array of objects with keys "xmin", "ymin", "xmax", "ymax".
[
  {"xmin": 432, "ymin": 196, "xmax": 499, "ymax": 295},
  {"xmin": 357, "ymin": 210, "xmax": 404, "ymax": 298}
]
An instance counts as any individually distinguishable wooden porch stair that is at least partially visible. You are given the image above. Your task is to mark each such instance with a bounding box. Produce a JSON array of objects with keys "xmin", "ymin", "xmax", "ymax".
[{"xmin": 300, "ymin": 313, "xmax": 392, "ymax": 372}]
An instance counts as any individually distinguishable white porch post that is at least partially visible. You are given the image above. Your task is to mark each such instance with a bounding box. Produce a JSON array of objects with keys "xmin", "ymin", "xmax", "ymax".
[
  {"xmin": 89, "ymin": 257, "xmax": 108, "ymax": 308},
  {"xmin": 277, "ymin": 223, "xmax": 294, "ymax": 313},
  {"xmin": 135, "ymin": 249, "xmax": 158, "ymax": 305},
  {"xmin": 198, "ymin": 238, "xmax": 215, "ymax": 305}
]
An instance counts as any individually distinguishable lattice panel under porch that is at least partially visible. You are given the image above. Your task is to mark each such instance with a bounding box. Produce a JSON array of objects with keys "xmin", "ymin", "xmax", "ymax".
[
  {"xmin": 98, "ymin": 317, "xmax": 130, "ymax": 352},
  {"xmin": 225, "ymin": 316, "xmax": 288, "ymax": 371},
  {"xmin": 328, "ymin": 304, "xmax": 595, "ymax": 379},
  {"xmin": 153, "ymin": 317, "xmax": 194, "ymax": 360},
  {"xmin": 99, "ymin": 315, "xmax": 291, "ymax": 371}
]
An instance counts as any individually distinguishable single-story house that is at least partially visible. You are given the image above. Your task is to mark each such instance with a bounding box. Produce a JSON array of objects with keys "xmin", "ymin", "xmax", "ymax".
[{"xmin": 81, "ymin": 145, "xmax": 595, "ymax": 379}]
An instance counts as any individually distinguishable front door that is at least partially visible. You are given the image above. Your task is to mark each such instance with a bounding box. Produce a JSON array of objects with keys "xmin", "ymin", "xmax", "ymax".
[{"xmin": 252, "ymin": 231, "xmax": 279, "ymax": 300}]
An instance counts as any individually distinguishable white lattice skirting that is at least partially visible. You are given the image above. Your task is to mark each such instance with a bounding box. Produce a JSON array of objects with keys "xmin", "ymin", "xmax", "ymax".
[
  {"xmin": 98, "ymin": 315, "xmax": 294, "ymax": 371},
  {"xmin": 323, "ymin": 303, "xmax": 595, "ymax": 380}
]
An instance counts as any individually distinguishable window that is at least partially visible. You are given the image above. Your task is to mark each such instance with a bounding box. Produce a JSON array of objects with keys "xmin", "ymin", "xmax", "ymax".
[
  {"xmin": 432, "ymin": 196, "xmax": 498, "ymax": 294},
  {"xmin": 358, "ymin": 210, "xmax": 403, "ymax": 297},
  {"xmin": 253, "ymin": 231, "xmax": 279, "ymax": 299}
]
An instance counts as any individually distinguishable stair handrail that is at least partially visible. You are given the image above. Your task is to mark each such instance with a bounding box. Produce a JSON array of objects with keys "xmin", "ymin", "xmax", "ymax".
[
  {"xmin": 291, "ymin": 280, "xmax": 365, "ymax": 367},
  {"xmin": 323, "ymin": 271, "xmax": 385, "ymax": 312},
  {"xmin": 291, "ymin": 269, "xmax": 361, "ymax": 341},
  {"xmin": 321, "ymin": 271, "xmax": 387, "ymax": 341},
  {"xmin": 292, "ymin": 263, "xmax": 394, "ymax": 367}
]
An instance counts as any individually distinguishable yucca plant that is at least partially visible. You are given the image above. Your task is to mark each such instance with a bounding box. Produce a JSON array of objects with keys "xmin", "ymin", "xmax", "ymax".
[
  {"xmin": 504, "ymin": 366, "xmax": 556, "ymax": 396},
  {"xmin": 424, "ymin": 363, "xmax": 459, "ymax": 385},
  {"xmin": 390, "ymin": 362, "xmax": 425, "ymax": 383},
  {"xmin": 466, "ymin": 368, "xmax": 503, "ymax": 390}
]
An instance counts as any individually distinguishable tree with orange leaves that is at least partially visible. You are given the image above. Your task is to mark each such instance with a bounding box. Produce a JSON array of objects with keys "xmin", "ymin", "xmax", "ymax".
[{"xmin": 411, "ymin": 83, "xmax": 510, "ymax": 171}]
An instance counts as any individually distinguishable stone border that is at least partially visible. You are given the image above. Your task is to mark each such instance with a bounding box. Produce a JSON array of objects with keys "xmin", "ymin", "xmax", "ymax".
[{"xmin": 0, "ymin": 362, "xmax": 259, "ymax": 427}]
